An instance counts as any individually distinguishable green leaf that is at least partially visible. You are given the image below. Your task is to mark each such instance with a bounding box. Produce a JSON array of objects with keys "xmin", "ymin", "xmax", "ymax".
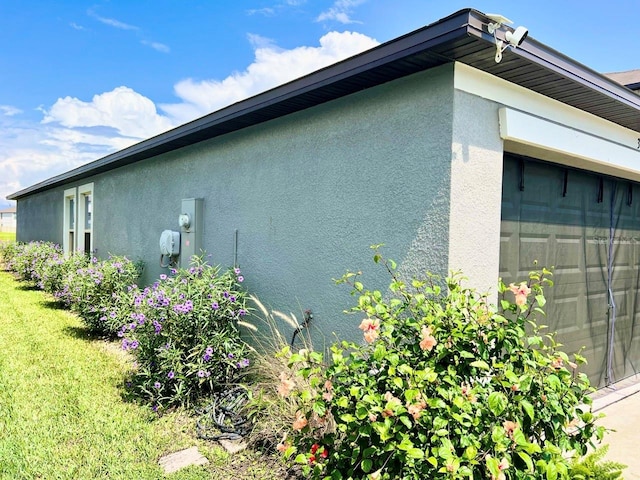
[
  {"xmin": 546, "ymin": 461, "xmax": 558, "ymax": 480},
  {"xmin": 406, "ymin": 448, "xmax": 424, "ymax": 459},
  {"xmin": 470, "ymin": 360, "xmax": 490, "ymax": 371},
  {"xmin": 535, "ymin": 294, "xmax": 546, "ymax": 307},
  {"xmin": 339, "ymin": 413, "xmax": 356, "ymax": 423},
  {"xmin": 463, "ymin": 446, "xmax": 477, "ymax": 460},
  {"xmin": 399, "ymin": 415, "xmax": 413, "ymax": 429},
  {"xmin": 486, "ymin": 456, "xmax": 500, "ymax": 477},
  {"xmin": 521, "ymin": 399, "xmax": 535, "ymax": 421},
  {"xmin": 361, "ymin": 459, "xmax": 373, "ymax": 473},
  {"xmin": 313, "ymin": 400, "xmax": 326, "ymax": 416},
  {"xmin": 517, "ymin": 451, "xmax": 534, "ymax": 472},
  {"xmin": 488, "ymin": 392, "xmax": 507, "ymax": 416},
  {"xmin": 363, "ymin": 447, "xmax": 376, "ymax": 459}
]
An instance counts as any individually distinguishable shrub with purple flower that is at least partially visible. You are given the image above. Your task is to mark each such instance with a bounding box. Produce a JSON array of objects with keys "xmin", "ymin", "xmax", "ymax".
[
  {"xmin": 1, "ymin": 241, "xmax": 64, "ymax": 287},
  {"xmin": 123, "ymin": 255, "xmax": 252, "ymax": 408},
  {"xmin": 59, "ymin": 255, "xmax": 143, "ymax": 335}
]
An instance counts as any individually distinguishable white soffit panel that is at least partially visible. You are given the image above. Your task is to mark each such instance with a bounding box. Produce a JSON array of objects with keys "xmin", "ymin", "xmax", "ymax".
[{"xmin": 499, "ymin": 107, "xmax": 640, "ymax": 175}]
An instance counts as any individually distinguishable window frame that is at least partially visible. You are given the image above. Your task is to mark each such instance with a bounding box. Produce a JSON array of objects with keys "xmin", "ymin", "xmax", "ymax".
[
  {"xmin": 63, "ymin": 183, "xmax": 94, "ymax": 255},
  {"xmin": 77, "ymin": 183, "xmax": 94, "ymax": 255}
]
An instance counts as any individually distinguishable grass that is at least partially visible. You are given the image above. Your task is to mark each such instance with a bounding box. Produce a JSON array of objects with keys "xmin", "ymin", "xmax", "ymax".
[
  {"xmin": 0, "ymin": 231, "xmax": 15, "ymax": 243},
  {"xmin": 0, "ymin": 271, "xmax": 287, "ymax": 479}
]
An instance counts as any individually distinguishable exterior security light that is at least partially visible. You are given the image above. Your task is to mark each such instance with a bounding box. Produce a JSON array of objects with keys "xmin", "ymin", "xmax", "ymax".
[
  {"xmin": 505, "ymin": 26, "xmax": 529, "ymax": 47},
  {"xmin": 485, "ymin": 13, "xmax": 528, "ymax": 63}
]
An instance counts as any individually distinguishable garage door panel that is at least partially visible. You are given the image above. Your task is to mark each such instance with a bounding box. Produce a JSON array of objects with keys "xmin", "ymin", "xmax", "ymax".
[{"xmin": 501, "ymin": 154, "xmax": 640, "ymax": 388}]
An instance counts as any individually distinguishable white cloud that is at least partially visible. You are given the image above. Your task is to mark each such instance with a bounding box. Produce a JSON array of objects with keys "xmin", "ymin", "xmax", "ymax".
[
  {"xmin": 2, "ymin": 30, "xmax": 379, "ymax": 203},
  {"xmin": 88, "ymin": 10, "xmax": 139, "ymax": 31},
  {"xmin": 317, "ymin": 0, "xmax": 367, "ymax": 24},
  {"xmin": 141, "ymin": 40, "xmax": 170, "ymax": 53},
  {"xmin": 0, "ymin": 106, "xmax": 22, "ymax": 116},
  {"xmin": 247, "ymin": 7, "xmax": 276, "ymax": 16},
  {"xmin": 0, "ymin": 116, "xmax": 110, "ymax": 201},
  {"xmin": 70, "ymin": 22, "xmax": 86, "ymax": 31},
  {"xmin": 42, "ymin": 87, "xmax": 175, "ymax": 140},
  {"xmin": 160, "ymin": 30, "xmax": 379, "ymax": 123}
]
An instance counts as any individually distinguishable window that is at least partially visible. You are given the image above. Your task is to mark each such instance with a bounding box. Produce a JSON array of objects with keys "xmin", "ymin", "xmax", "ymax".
[
  {"xmin": 63, "ymin": 188, "xmax": 76, "ymax": 255},
  {"xmin": 63, "ymin": 183, "xmax": 94, "ymax": 255},
  {"xmin": 78, "ymin": 183, "xmax": 94, "ymax": 255}
]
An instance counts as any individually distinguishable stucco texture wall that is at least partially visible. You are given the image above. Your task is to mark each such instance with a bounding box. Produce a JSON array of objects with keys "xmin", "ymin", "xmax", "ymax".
[
  {"xmin": 22, "ymin": 64, "xmax": 456, "ymax": 345},
  {"xmin": 448, "ymin": 90, "xmax": 504, "ymax": 296},
  {"xmin": 16, "ymin": 188, "xmax": 63, "ymax": 244}
]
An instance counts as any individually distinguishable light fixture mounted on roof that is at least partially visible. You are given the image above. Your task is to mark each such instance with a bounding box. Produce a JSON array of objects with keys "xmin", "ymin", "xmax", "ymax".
[{"xmin": 485, "ymin": 13, "xmax": 528, "ymax": 63}]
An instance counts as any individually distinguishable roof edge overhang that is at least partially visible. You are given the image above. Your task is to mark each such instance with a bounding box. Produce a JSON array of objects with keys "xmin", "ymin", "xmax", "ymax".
[{"xmin": 9, "ymin": 8, "xmax": 640, "ymax": 200}]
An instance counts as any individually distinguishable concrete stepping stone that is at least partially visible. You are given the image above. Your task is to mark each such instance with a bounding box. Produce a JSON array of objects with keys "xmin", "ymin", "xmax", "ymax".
[{"xmin": 159, "ymin": 446, "xmax": 209, "ymax": 474}]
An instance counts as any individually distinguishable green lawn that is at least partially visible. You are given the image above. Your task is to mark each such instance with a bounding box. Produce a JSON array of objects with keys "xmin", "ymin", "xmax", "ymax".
[
  {"xmin": 0, "ymin": 271, "xmax": 284, "ymax": 479},
  {"xmin": 0, "ymin": 231, "xmax": 15, "ymax": 243}
]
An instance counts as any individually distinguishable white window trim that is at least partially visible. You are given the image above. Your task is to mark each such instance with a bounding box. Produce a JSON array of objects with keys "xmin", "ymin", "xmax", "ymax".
[
  {"xmin": 63, "ymin": 187, "xmax": 77, "ymax": 255},
  {"xmin": 77, "ymin": 183, "xmax": 94, "ymax": 255}
]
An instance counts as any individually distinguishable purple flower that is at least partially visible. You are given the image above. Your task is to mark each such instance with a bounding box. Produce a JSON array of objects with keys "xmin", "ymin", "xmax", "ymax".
[
  {"xmin": 229, "ymin": 295, "xmax": 236, "ymax": 303},
  {"xmin": 223, "ymin": 291, "xmax": 229, "ymax": 299},
  {"xmin": 205, "ymin": 346, "xmax": 214, "ymax": 355},
  {"xmin": 154, "ymin": 381, "xmax": 161, "ymax": 389},
  {"xmin": 211, "ymin": 302, "xmax": 219, "ymax": 310},
  {"xmin": 160, "ymin": 274, "xmax": 167, "ymax": 280},
  {"xmin": 234, "ymin": 268, "xmax": 241, "ymax": 275},
  {"xmin": 167, "ymin": 371, "xmax": 175, "ymax": 379},
  {"xmin": 197, "ymin": 370, "xmax": 206, "ymax": 378},
  {"xmin": 110, "ymin": 311, "xmax": 117, "ymax": 318},
  {"xmin": 238, "ymin": 358, "xmax": 250, "ymax": 368},
  {"xmin": 130, "ymin": 340, "xmax": 139, "ymax": 350},
  {"xmin": 153, "ymin": 321, "xmax": 162, "ymax": 334},
  {"xmin": 238, "ymin": 309, "xmax": 247, "ymax": 316},
  {"xmin": 203, "ymin": 354, "xmax": 211, "ymax": 362},
  {"xmin": 237, "ymin": 276, "xmax": 244, "ymax": 283}
]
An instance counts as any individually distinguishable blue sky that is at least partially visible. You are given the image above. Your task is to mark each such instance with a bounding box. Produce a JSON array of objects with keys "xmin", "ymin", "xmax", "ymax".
[{"xmin": 1, "ymin": 0, "xmax": 638, "ymax": 206}]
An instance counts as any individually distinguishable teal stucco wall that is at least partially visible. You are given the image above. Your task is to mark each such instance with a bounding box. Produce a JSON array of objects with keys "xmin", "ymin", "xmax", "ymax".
[
  {"xmin": 17, "ymin": 64, "xmax": 456, "ymax": 345},
  {"xmin": 16, "ymin": 188, "xmax": 63, "ymax": 245}
]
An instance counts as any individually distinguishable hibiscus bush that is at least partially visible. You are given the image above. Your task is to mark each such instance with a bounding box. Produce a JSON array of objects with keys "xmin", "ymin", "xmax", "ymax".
[
  {"xmin": 122, "ymin": 255, "xmax": 252, "ymax": 409},
  {"xmin": 279, "ymin": 247, "xmax": 604, "ymax": 479}
]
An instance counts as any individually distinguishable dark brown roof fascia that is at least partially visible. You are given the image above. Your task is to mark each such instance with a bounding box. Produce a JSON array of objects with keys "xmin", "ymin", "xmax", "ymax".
[
  {"xmin": 8, "ymin": 8, "xmax": 477, "ymax": 200},
  {"xmin": 8, "ymin": 8, "xmax": 640, "ymax": 199}
]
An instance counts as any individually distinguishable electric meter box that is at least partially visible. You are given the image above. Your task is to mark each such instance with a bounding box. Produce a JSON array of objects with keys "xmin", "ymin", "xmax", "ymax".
[{"xmin": 179, "ymin": 198, "xmax": 203, "ymax": 268}]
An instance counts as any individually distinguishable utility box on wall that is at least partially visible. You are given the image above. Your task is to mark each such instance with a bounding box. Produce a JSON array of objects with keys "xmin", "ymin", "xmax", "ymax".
[{"xmin": 179, "ymin": 198, "xmax": 204, "ymax": 268}]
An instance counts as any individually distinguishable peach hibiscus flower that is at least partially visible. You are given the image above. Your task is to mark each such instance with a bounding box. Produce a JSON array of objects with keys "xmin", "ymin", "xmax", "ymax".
[
  {"xmin": 419, "ymin": 325, "xmax": 437, "ymax": 351},
  {"xmin": 277, "ymin": 372, "xmax": 296, "ymax": 397},
  {"xmin": 508, "ymin": 282, "xmax": 531, "ymax": 306},
  {"xmin": 292, "ymin": 411, "xmax": 308, "ymax": 430},
  {"xmin": 359, "ymin": 318, "xmax": 380, "ymax": 343}
]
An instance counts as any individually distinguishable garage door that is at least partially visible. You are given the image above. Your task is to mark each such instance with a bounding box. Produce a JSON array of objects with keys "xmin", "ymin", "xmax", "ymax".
[{"xmin": 500, "ymin": 154, "xmax": 640, "ymax": 388}]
